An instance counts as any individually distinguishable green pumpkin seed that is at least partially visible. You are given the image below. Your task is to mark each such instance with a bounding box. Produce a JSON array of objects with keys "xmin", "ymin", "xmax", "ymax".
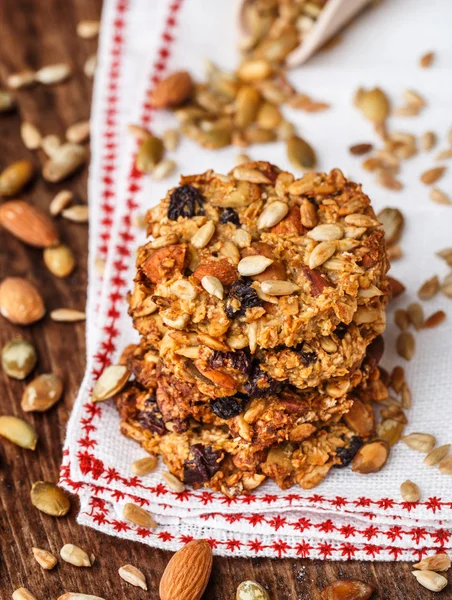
[
  {"xmin": 135, "ymin": 135, "xmax": 164, "ymax": 172},
  {"xmin": 286, "ymin": 136, "xmax": 316, "ymax": 170},
  {"xmin": 30, "ymin": 481, "xmax": 70, "ymax": 516},
  {"xmin": 199, "ymin": 128, "xmax": 231, "ymax": 149},
  {"xmin": 21, "ymin": 373, "xmax": 63, "ymax": 412},
  {"xmin": 236, "ymin": 581, "xmax": 270, "ymax": 600},
  {"xmin": 2, "ymin": 338, "xmax": 37, "ymax": 379},
  {"xmin": 0, "ymin": 415, "xmax": 38, "ymax": 449},
  {"xmin": 0, "ymin": 160, "xmax": 34, "ymax": 196}
]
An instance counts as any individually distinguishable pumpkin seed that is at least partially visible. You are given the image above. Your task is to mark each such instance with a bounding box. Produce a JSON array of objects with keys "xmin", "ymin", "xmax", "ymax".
[
  {"xmin": 50, "ymin": 308, "xmax": 86, "ymax": 322},
  {"xmin": 412, "ymin": 570, "xmax": 448, "ymax": 592},
  {"xmin": 402, "ymin": 433, "xmax": 436, "ymax": 453},
  {"xmin": 287, "ymin": 135, "xmax": 316, "ymax": 170},
  {"xmin": 357, "ymin": 87, "xmax": 390, "ymax": 123},
  {"xmin": 60, "ymin": 544, "xmax": 92, "ymax": 567},
  {"xmin": 162, "ymin": 471, "xmax": 185, "ymax": 492},
  {"xmin": 66, "ymin": 120, "xmax": 90, "ymax": 144},
  {"xmin": 21, "ymin": 122, "xmax": 42, "ymax": 150},
  {"xmin": 400, "ymin": 480, "xmax": 420, "ymax": 502},
  {"xmin": 92, "ymin": 365, "xmax": 130, "ymax": 402},
  {"xmin": 414, "ymin": 553, "xmax": 451, "ymax": 572},
  {"xmin": 0, "ymin": 160, "xmax": 34, "ymax": 196},
  {"xmin": 43, "ymin": 143, "xmax": 88, "ymax": 182},
  {"xmin": 396, "ymin": 331, "xmax": 415, "ymax": 360},
  {"xmin": 0, "ymin": 415, "xmax": 37, "ymax": 449},
  {"xmin": 2, "ymin": 338, "xmax": 37, "ymax": 379},
  {"xmin": 62, "ymin": 205, "xmax": 89, "ymax": 223},
  {"xmin": 32, "ymin": 547, "xmax": 58, "ymax": 570},
  {"xmin": 122, "ymin": 503, "xmax": 156, "ymax": 528},
  {"xmin": 30, "ymin": 481, "xmax": 70, "ymax": 516},
  {"xmin": 35, "ymin": 63, "xmax": 72, "ymax": 85},
  {"xmin": 118, "ymin": 564, "xmax": 147, "ymax": 590},
  {"xmin": 424, "ymin": 444, "xmax": 450, "ymax": 467},
  {"xmin": 21, "ymin": 373, "xmax": 63, "ymax": 412},
  {"xmin": 236, "ymin": 581, "xmax": 270, "ymax": 600},
  {"xmin": 352, "ymin": 440, "xmax": 389, "ymax": 474},
  {"xmin": 44, "ymin": 244, "xmax": 76, "ymax": 278},
  {"xmin": 131, "ymin": 456, "xmax": 158, "ymax": 476}
]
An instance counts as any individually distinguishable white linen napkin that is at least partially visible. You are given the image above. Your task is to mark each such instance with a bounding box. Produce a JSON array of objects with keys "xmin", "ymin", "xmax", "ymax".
[{"xmin": 62, "ymin": 0, "xmax": 452, "ymax": 559}]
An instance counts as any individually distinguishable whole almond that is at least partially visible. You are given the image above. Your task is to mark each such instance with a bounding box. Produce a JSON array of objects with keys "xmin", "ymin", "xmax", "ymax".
[
  {"xmin": 0, "ymin": 277, "xmax": 45, "ymax": 325},
  {"xmin": 0, "ymin": 160, "xmax": 34, "ymax": 196},
  {"xmin": 150, "ymin": 71, "xmax": 193, "ymax": 108},
  {"xmin": 352, "ymin": 441, "xmax": 389, "ymax": 474},
  {"xmin": 159, "ymin": 540, "xmax": 212, "ymax": 600},
  {"xmin": 320, "ymin": 579, "xmax": 375, "ymax": 600},
  {"xmin": 0, "ymin": 200, "xmax": 59, "ymax": 247}
]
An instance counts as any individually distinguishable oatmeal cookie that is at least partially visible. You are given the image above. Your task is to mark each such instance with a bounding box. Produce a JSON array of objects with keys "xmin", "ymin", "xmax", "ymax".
[{"xmin": 129, "ymin": 163, "xmax": 389, "ymax": 354}]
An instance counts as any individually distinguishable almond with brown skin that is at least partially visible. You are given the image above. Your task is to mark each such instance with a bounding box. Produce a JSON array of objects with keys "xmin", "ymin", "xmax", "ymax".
[
  {"xmin": 159, "ymin": 539, "xmax": 212, "ymax": 600},
  {"xmin": 321, "ymin": 579, "xmax": 375, "ymax": 600},
  {"xmin": 0, "ymin": 277, "xmax": 45, "ymax": 325},
  {"xmin": 0, "ymin": 200, "xmax": 59, "ymax": 247},
  {"xmin": 193, "ymin": 258, "xmax": 237, "ymax": 286},
  {"xmin": 388, "ymin": 276, "xmax": 405, "ymax": 299},
  {"xmin": 150, "ymin": 71, "xmax": 193, "ymax": 109},
  {"xmin": 141, "ymin": 244, "xmax": 187, "ymax": 284},
  {"xmin": 352, "ymin": 441, "xmax": 389, "ymax": 474}
]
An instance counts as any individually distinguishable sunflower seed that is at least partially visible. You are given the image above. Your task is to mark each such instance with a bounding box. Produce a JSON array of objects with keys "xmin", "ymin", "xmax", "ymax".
[
  {"xmin": 48, "ymin": 190, "xmax": 73, "ymax": 217},
  {"xmin": 414, "ymin": 554, "xmax": 451, "ymax": 572},
  {"xmin": 36, "ymin": 63, "xmax": 72, "ymax": 85},
  {"xmin": 437, "ymin": 248, "xmax": 452, "ymax": 266},
  {"xmin": 191, "ymin": 221, "xmax": 216, "ymax": 249},
  {"xmin": 31, "ymin": 481, "xmax": 70, "ymax": 516},
  {"xmin": 308, "ymin": 241, "xmax": 336, "ymax": 269},
  {"xmin": 123, "ymin": 503, "xmax": 157, "ymax": 528},
  {"xmin": 20, "ymin": 122, "xmax": 42, "ymax": 150},
  {"xmin": 76, "ymin": 20, "xmax": 100, "ymax": 38},
  {"xmin": 0, "ymin": 415, "xmax": 37, "ymax": 449},
  {"xmin": 0, "ymin": 90, "xmax": 15, "ymax": 112},
  {"xmin": 407, "ymin": 302, "xmax": 424, "ymax": 329},
  {"xmin": 162, "ymin": 128, "xmax": 180, "ymax": 151},
  {"xmin": 162, "ymin": 471, "xmax": 185, "ymax": 492},
  {"xmin": 307, "ymin": 223, "xmax": 344, "ymax": 241},
  {"xmin": 236, "ymin": 153, "xmax": 251, "ymax": 166},
  {"xmin": 237, "ymin": 58, "xmax": 272, "ymax": 82},
  {"xmin": 84, "ymin": 54, "xmax": 97, "ymax": 78},
  {"xmin": 394, "ymin": 309, "xmax": 409, "ymax": 330},
  {"xmin": 402, "ymin": 433, "xmax": 436, "ymax": 453},
  {"xmin": 62, "ymin": 205, "xmax": 89, "ymax": 223},
  {"xmin": 92, "ymin": 365, "xmax": 130, "ymax": 402},
  {"xmin": 400, "ymin": 480, "xmax": 420, "ymax": 502},
  {"xmin": 233, "ymin": 166, "xmax": 271, "ymax": 184},
  {"xmin": 236, "ymin": 581, "xmax": 270, "ymax": 600},
  {"xmin": 287, "ymin": 135, "xmax": 316, "ymax": 170},
  {"xmin": 393, "ymin": 104, "xmax": 421, "ymax": 117},
  {"xmin": 436, "ymin": 148, "xmax": 452, "ymax": 160},
  {"xmin": 66, "ymin": 121, "xmax": 90, "ymax": 144},
  {"xmin": 412, "ymin": 570, "xmax": 448, "ymax": 592},
  {"xmin": 257, "ymin": 201, "xmax": 289, "ymax": 229},
  {"xmin": 420, "ymin": 51, "xmax": 435, "ymax": 68},
  {"xmin": 430, "ymin": 188, "xmax": 451, "ymax": 205},
  {"xmin": 50, "ymin": 308, "xmax": 86, "ymax": 322},
  {"xmin": 41, "ymin": 134, "xmax": 61, "ymax": 158},
  {"xmin": 43, "ymin": 143, "xmax": 88, "ymax": 182},
  {"xmin": 238, "ymin": 255, "xmax": 273, "ymax": 276},
  {"xmin": 131, "ymin": 456, "xmax": 158, "ymax": 476},
  {"xmin": 60, "ymin": 544, "xmax": 92, "ymax": 567},
  {"xmin": 421, "ymin": 131, "xmax": 436, "ymax": 151},
  {"xmin": 12, "ymin": 588, "xmax": 37, "ymax": 600},
  {"xmin": 423, "ymin": 310, "xmax": 446, "ymax": 328},
  {"xmin": 118, "ymin": 564, "xmax": 147, "ymax": 590},
  {"xmin": 44, "ymin": 244, "xmax": 76, "ymax": 277},
  {"xmin": 152, "ymin": 159, "xmax": 176, "ymax": 181},
  {"xmin": 424, "ymin": 444, "xmax": 450, "ymax": 467},
  {"xmin": 396, "ymin": 331, "xmax": 415, "ymax": 360},
  {"xmin": 418, "ymin": 275, "xmax": 439, "ymax": 300},
  {"xmin": 377, "ymin": 170, "xmax": 403, "ymax": 191},
  {"xmin": 58, "ymin": 595, "xmax": 105, "ymax": 600},
  {"xmin": 7, "ymin": 70, "xmax": 36, "ymax": 89},
  {"xmin": 344, "ymin": 213, "xmax": 379, "ymax": 228},
  {"xmin": 404, "ymin": 89, "xmax": 426, "ymax": 108},
  {"xmin": 2, "ymin": 339, "xmax": 37, "ymax": 380},
  {"xmin": 420, "ymin": 166, "xmax": 446, "ymax": 185},
  {"xmin": 260, "ymin": 280, "xmax": 299, "ymax": 296},
  {"xmin": 201, "ymin": 275, "xmax": 224, "ymax": 300},
  {"xmin": 391, "ymin": 365, "xmax": 405, "ymax": 393},
  {"xmin": 439, "ymin": 456, "xmax": 452, "ymax": 475},
  {"xmin": 32, "ymin": 547, "xmax": 58, "ymax": 570}
]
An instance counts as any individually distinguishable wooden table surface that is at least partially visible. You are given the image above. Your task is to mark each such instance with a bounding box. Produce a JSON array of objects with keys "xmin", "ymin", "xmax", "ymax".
[{"xmin": 0, "ymin": 1, "xmax": 448, "ymax": 599}]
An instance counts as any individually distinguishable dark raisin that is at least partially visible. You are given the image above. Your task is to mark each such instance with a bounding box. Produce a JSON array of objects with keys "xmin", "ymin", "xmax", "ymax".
[
  {"xmin": 210, "ymin": 394, "xmax": 246, "ymax": 419},
  {"xmin": 219, "ymin": 207, "xmax": 240, "ymax": 226},
  {"xmin": 294, "ymin": 344, "xmax": 317, "ymax": 366},
  {"xmin": 138, "ymin": 396, "xmax": 166, "ymax": 435},
  {"xmin": 183, "ymin": 444, "xmax": 222, "ymax": 485},
  {"xmin": 225, "ymin": 278, "xmax": 262, "ymax": 318},
  {"xmin": 334, "ymin": 436, "xmax": 363, "ymax": 468},
  {"xmin": 334, "ymin": 322, "xmax": 348, "ymax": 339},
  {"xmin": 209, "ymin": 350, "xmax": 252, "ymax": 375},
  {"xmin": 244, "ymin": 362, "xmax": 281, "ymax": 397},
  {"xmin": 168, "ymin": 184, "xmax": 205, "ymax": 220}
]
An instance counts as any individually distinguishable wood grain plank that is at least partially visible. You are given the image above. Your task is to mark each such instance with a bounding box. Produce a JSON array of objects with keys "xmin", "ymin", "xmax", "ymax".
[{"xmin": 0, "ymin": 1, "xmax": 449, "ymax": 599}]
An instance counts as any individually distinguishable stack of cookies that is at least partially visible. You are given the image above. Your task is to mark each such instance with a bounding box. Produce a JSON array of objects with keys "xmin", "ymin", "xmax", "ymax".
[{"xmin": 115, "ymin": 161, "xmax": 390, "ymax": 496}]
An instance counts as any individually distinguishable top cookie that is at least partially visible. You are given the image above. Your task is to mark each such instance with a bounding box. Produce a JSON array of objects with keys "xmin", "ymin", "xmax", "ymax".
[{"xmin": 129, "ymin": 162, "xmax": 389, "ymax": 355}]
